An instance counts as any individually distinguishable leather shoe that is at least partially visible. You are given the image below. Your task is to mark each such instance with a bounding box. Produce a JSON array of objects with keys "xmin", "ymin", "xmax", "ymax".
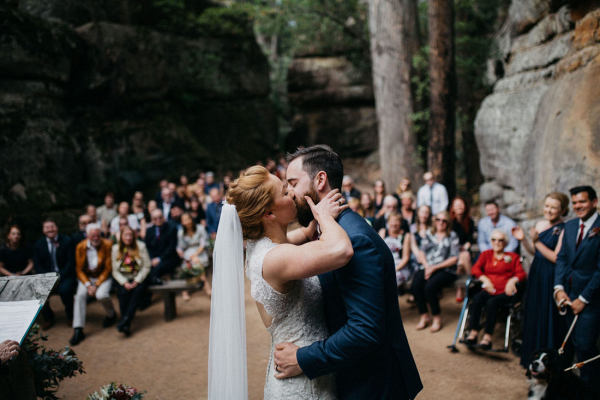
[
  {"xmin": 69, "ymin": 328, "xmax": 85, "ymax": 346},
  {"xmin": 102, "ymin": 313, "xmax": 117, "ymax": 328},
  {"xmin": 116, "ymin": 317, "xmax": 130, "ymax": 332}
]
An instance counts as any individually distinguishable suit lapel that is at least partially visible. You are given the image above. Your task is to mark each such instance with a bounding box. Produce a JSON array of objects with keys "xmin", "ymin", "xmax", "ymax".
[{"xmin": 574, "ymin": 213, "xmax": 600, "ymax": 260}]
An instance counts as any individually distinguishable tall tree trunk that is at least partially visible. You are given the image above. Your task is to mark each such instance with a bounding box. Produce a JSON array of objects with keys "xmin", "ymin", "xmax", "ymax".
[
  {"xmin": 368, "ymin": 0, "xmax": 422, "ymax": 192},
  {"xmin": 427, "ymin": 0, "xmax": 457, "ymax": 200}
]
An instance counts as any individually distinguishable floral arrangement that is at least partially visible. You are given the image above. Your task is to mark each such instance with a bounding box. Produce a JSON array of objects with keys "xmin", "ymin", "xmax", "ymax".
[
  {"xmin": 552, "ymin": 226, "xmax": 562, "ymax": 236},
  {"xmin": 589, "ymin": 227, "xmax": 600, "ymax": 238},
  {"xmin": 178, "ymin": 260, "xmax": 205, "ymax": 279},
  {"xmin": 86, "ymin": 382, "xmax": 146, "ymax": 400},
  {"xmin": 23, "ymin": 324, "xmax": 85, "ymax": 400},
  {"xmin": 503, "ymin": 255, "xmax": 512, "ymax": 263}
]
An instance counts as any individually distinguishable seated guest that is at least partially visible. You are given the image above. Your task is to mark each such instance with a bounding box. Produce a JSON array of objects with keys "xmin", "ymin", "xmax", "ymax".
[
  {"xmin": 96, "ymin": 193, "xmax": 117, "ymax": 236},
  {"xmin": 188, "ymin": 196, "xmax": 206, "ymax": 226},
  {"xmin": 410, "ymin": 205, "xmax": 433, "ymax": 271},
  {"xmin": 360, "ymin": 193, "xmax": 375, "ymax": 223},
  {"xmin": 154, "ymin": 179, "xmax": 169, "ymax": 203},
  {"xmin": 71, "ymin": 223, "xmax": 117, "ymax": 345},
  {"xmin": 109, "ymin": 202, "xmax": 140, "ymax": 235},
  {"xmin": 111, "ymin": 226, "xmax": 151, "ymax": 336},
  {"xmin": 465, "ymin": 229, "xmax": 525, "ymax": 350},
  {"xmin": 86, "ymin": 204, "xmax": 100, "ymax": 225},
  {"xmin": 72, "ymin": 214, "xmax": 91, "ymax": 247},
  {"xmin": 131, "ymin": 191, "xmax": 148, "ymax": 226},
  {"xmin": 374, "ymin": 195, "xmax": 409, "ymax": 236},
  {"xmin": 342, "ymin": 175, "xmax": 361, "ymax": 202},
  {"xmin": 206, "ymin": 188, "xmax": 223, "ymax": 240},
  {"xmin": 383, "ymin": 213, "xmax": 412, "ymax": 288},
  {"xmin": 412, "ymin": 211, "xmax": 459, "ymax": 332},
  {"xmin": 396, "ymin": 177, "xmax": 412, "ymax": 197},
  {"xmin": 110, "ymin": 217, "xmax": 130, "ymax": 244},
  {"xmin": 399, "ymin": 191, "xmax": 416, "ymax": 225},
  {"xmin": 145, "ymin": 210, "xmax": 180, "ymax": 285},
  {"xmin": 157, "ymin": 187, "xmax": 184, "ymax": 221},
  {"xmin": 33, "ymin": 219, "xmax": 76, "ymax": 329},
  {"xmin": 169, "ymin": 203, "xmax": 184, "ymax": 229},
  {"xmin": 177, "ymin": 213, "xmax": 211, "ymax": 299},
  {"xmin": 477, "ymin": 200, "xmax": 518, "ymax": 252},
  {"xmin": 450, "ymin": 197, "xmax": 476, "ymax": 302},
  {"xmin": 373, "ymin": 179, "xmax": 387, "ymax": 217},
  {"xmin": 0, "ymin": 225, "xmax": 33, "ymax": 276},
  {"xmin": 205, "ymin": 171, "xmax": 220, "ymax": 194}
]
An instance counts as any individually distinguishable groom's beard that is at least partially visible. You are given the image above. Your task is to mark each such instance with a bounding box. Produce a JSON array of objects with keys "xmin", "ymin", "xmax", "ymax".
[{"xmin": 295, "ymin": 184, "xmax": 319, "ymax": 228}]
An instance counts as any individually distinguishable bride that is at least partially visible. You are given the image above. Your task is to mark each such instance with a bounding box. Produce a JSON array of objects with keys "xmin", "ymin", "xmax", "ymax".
[{"xmin": 208, "ymin": 166, "xmax": 352, "ymax": 399}]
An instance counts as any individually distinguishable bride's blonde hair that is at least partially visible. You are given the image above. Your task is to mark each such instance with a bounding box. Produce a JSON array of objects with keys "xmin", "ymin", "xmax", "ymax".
[{"xmin": 226, "ymin": 166, "xmax": 276, "ymax": 240}]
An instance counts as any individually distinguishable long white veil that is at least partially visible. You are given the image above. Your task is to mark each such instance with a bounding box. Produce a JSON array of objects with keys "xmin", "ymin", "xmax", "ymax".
[{"xmin": 208, "ymin": 203, "xmax": 248, "ymax": 399}]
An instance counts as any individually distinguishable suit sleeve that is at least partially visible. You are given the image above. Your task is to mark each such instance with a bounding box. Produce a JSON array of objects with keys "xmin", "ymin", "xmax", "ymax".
[
  {"xmin": 33, "ymin": 241, "xmax": 47, "ymax": 274},
  {"xmin": 581, "ymin": 245, "xmax": 600, "ymax": 303},
  {"xmin": 160, "ymin": 227, "xmax": 178, "ymax": 261},
  {"xmin": 75, "ymin": 243, "xmax": 89, "ymax": 285},
  {"xmin": 297, "ymin": 233, "xmax": 386, "ymax": 379}
]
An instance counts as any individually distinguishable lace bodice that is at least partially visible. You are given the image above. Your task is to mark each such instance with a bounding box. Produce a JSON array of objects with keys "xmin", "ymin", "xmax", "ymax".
[{"xmin": 245, "ymin": 237, "xmax": 336, "ymax": 400}]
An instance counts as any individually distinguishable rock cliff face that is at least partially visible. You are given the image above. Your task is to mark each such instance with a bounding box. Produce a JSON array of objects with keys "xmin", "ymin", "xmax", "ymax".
[
  {"xmin": 0, "ymin": 5, "xmax": 277, "ymax": 223},
  {"xmin": 286, "ymin": 55, "xmax": 379, "ymax": 181},
  {"xmin": 475, "ymin": 1, "xmax": 600, "ymax": 219}
]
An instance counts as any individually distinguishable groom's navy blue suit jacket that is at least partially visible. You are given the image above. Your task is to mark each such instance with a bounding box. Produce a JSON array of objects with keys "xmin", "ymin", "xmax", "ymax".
[{"xmin": 297, "ymin": 209, "xmax": 422, "ymax": 399}]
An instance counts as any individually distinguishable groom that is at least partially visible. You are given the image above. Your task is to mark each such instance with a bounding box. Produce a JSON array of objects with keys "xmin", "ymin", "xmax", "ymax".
[{"xmin": 275, "ymin": 145, "xmax": 422, "ymax": 399}]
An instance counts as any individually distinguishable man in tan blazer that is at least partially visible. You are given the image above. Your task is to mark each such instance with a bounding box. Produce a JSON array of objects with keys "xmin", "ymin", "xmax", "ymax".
[{"xmin": 70, "ymin": 223, "xmax": 117, "ymax": 345}]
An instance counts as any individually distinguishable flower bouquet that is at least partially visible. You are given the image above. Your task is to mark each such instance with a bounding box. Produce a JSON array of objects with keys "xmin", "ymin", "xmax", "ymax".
[
  {"xmin": 178, "ymin": 260, "xmax": 205, "ymax": 285},
  {"xmin": 87, "ymin": 382, "xmax": 145, "ymax": 400}
]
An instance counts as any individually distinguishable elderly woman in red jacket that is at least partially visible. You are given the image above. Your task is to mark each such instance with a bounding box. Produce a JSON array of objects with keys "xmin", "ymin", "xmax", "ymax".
[{"xmin": 464, "ymin": 229, "xmax": 526, "ymax": 350}]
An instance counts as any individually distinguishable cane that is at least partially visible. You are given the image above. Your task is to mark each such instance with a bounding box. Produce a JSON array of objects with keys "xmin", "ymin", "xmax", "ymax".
[
  {"xmin": 558, "ymin": 314, "xmax": 578, "ymax": 355},
  {"xmin": 564, "ymin": 354, "xmax": 600, "ymax": 372}
]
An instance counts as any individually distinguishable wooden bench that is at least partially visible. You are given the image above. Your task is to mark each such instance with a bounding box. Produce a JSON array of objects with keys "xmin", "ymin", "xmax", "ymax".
[{"xmin": 148, "ymin": 279, "xmax": 204, "ymax": 322}]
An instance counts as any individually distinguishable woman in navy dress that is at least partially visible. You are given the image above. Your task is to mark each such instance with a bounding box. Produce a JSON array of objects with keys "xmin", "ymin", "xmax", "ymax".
[{"xmin": 513, "ymin": 192, "xmax": 569, "ymax": 368}]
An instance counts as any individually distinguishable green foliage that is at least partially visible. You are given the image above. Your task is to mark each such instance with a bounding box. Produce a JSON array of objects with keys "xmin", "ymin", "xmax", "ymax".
[{"xmin": 23, "ymin": 324, "xmax": 85, "ymax": 400}]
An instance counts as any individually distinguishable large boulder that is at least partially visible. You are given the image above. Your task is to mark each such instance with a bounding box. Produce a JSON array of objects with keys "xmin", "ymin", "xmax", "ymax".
[
  {"xmin": 286, "ymin": 56, "xmax": 377, "ymax": 159},
  {"xmin": 475, "ymin": 4, "xmax": 600, "ymax": 220}
]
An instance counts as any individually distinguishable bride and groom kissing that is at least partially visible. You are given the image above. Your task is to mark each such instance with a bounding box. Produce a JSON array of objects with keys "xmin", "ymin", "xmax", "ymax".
[{"xmin": 208, "ymin": 145, "xmax": 423, "ymax": 399}]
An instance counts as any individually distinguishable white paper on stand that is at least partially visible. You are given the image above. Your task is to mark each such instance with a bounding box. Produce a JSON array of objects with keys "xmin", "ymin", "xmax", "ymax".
[{"xmin": 0, "ymin": 300, "xmax": 42, "ymax": 344}]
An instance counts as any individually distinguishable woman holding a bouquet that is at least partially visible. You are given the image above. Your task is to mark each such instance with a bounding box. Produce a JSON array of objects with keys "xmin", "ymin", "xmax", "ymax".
[
  {"xmin": 111, "ymin": 226, "xmax": 151, "ymax": 336},
  {"xmin": 177, "ymin": 213, "xmax": 211, "ymax": 300}
]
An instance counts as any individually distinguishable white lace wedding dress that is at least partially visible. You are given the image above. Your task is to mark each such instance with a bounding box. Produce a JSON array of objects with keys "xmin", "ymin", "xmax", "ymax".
[{"xmin": 245, "ymin": 237, "xmax": 337, "ymax": 400}]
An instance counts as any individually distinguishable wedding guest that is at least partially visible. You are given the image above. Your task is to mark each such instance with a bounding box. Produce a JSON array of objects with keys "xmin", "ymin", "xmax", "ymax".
[
  {"xmin": 417, "ymin": 172, "xmax": 449, "ymax": 215},
  {"xmin": 86, "ymin": 204, "xmax": 100, "ymax": 224},
  {"xmin": 383, "ymin": 213, "xmax": 412, "ymax": 288},
  {"xmin": 154, "ymin": 179, "xmax": 169, "ymax": 202},
  {"xmin": 373, "ymin": 179, "xmax": 387, "ymax": 217},
  {"xmin": 374, "ymin": 195, "xmax": 409, "ymax": 236},
  {"xmin": 399, "ymin": 191, "xmax": 416, "ymax": 225},
  {"xmin": 109, "ymin": 202, "xmax": 140, "ymax": 235},
  {"xmin": 34, "ymin": 219, "xmax": 76, "ymax": 329},
  {"xmin": 360, "ymin": 193, "xmax": 375, "ymax": 223},
  {"xmin": 205, "ymin": 171, "xmax": 219, "ymax": 194},
  {"xmin": 111, "ymin": 226, "xmax": 151, "ymax": 336},
  {"xmin": 553, "ymin": 186, "xmax": 600, "ymax": 389},
  {"xmin": 206, "ymin": 187, "xmax": 223, "ymax": 240},
  {"xmin": 110, "ymin": 217, "xmax": 130, "ymax": 244},
  {"xmin": 450, "ymin": 197, "xmax": 476, "ymax": 302},
  {"xmin": 177, "ymin": 213, "xmax": 211, "ymax": 300},
  {"xmin": 158, "ymin": 187, "xmax": 176, "ymax": 221},
  {"xmin": 0, "ymin": 226, "xmax": 33, "ymax": 276},
  {"xmin": 71, "ymin": 214, "xmax": 91, "ymax": 247},
  {"xmin": 188, "ymin": 196, "xmax": 206, "ymax": 226},
  {"xmin": 513, "ymin": 192, "xmax": 568, "ymax": 368},
  {"xmin": 169, "ymin": 203, "xmax": 184, "ymax": 229},
  {"xmin": 464, "ymin": 229, "xmax": 525, "ymax": 350},
  {"xmin": 412, "ymin": 211, "xmax": 459, "ymax": 332},
  {"xmin": 410, "ymin": 205, "xmax": 433, "ymax": 269},
  {"xmin": 131, "ymin": 191, "xmax": 148, "ymax": 225},
  {"xmin": 71, "ymin": 223, "xmax": 117, "ymax": 345},
  {"xmin": 96, "ymin": 193, "xmax": 117, "ymax": 236},
  {"xmin": 396, "ymin": 177, "xmax": 412, "ymax": 197},
  {"xmin": 144, "ymin": 210, "xmax": 180, "ymax": 285},
  {"xmin": 177, "ymin": 175, "xmax": 190, "ymax": 206},
  {"xmin": 477, "ymin": 200, "xmax": 518, "ymax": 252},
  {"xmin": 341, "ymin": 175, "xmax": 361, "ymax": 202}
]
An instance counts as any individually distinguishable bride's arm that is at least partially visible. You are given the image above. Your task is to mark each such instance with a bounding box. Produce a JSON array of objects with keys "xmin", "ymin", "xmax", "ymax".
[
  {"xmin": 264, "ymin": 193, "xmax": 353, "ymax": 284},
  {"xmin": 286, "ymin": 220, "xmax": 317, "ymax": 245}
]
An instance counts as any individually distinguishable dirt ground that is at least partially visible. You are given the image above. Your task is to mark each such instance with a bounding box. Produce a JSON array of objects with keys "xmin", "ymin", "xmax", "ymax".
[{"xmin": 43, "ymin": 280, "xmax": 529, "ymax": 400}]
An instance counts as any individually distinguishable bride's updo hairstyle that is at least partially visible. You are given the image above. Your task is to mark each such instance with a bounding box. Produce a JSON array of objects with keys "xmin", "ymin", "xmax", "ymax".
[{"xmin": 226, "ymin": 166, "xmax": 276, "ymax": 240}]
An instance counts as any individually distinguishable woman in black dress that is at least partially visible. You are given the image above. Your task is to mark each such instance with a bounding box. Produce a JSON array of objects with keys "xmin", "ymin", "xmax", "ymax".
[
  {"xmin": 450, "ymin": 197, "xmax": 476, "ymax": 302},
  {"xmin": 0, "ymin": 225, "xmax": 33, "ymax": 276}
]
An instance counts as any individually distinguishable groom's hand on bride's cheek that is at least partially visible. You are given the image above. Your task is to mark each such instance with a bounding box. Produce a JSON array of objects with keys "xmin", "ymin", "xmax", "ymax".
[{"xmin": 273, "ymin": 342, "xmax": 302, "ymax": 379}]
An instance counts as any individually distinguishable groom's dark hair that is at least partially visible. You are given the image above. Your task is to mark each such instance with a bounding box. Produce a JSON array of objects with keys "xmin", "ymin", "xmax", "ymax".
[{"xmin": 286, "ymin": 145, "xmax": 344, "ymax": 191}]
